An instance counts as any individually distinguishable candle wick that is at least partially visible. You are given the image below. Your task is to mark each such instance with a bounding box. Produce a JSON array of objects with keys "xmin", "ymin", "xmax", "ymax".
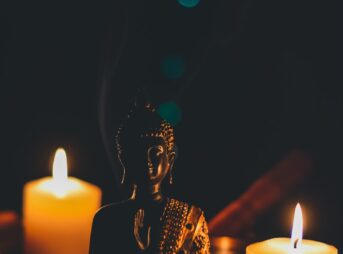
[{"xmin": 294, "ymin": 239, "xmax": 299, "ymax": 249}]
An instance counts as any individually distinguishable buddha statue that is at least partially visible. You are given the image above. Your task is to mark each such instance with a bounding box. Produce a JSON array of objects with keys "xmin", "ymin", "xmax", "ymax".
[{"xmin": 89, "ymin": 102, "xmax": 210, "ymax": 254}]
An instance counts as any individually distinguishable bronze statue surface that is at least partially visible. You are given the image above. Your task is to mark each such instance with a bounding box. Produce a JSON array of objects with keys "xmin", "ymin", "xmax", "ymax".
[{"xmin": 90, "ymin": 102, "xmax": 210, "ymax": 254}]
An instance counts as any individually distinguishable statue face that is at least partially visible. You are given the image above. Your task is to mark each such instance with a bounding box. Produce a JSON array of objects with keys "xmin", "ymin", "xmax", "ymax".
[{"xmin": 119, "ymin": 137, "xmax": 175, "ymax": 190}]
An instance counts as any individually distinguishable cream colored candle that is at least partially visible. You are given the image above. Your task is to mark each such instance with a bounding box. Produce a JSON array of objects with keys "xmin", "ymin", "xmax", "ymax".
[
  {"xmin": 246, "ymin": 204, "xmax": 337, "ymax": 254},
  {"xmin": 23, "ymin": 148, "xmax": 102, "ymax": 254},
  {"xmin": 247, "ymin": 238, "xmax": 337, "ymax": 254}
]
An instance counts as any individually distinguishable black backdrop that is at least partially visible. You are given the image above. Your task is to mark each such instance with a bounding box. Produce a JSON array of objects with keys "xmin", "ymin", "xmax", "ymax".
[{"xmin": 1, "ymin": 0, "xmax": 341, "ymax": 248}]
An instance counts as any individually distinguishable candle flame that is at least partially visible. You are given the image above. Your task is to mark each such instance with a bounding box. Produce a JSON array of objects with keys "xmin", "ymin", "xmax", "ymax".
[
  {"xmin": 291, "ymin": 203, "xmax": 303, "ymax": 249},
  {"xmin": 53, "ymin": 148, "xmax": 68, "ymax": 184},
  {"xmin": 38, "ymin": 148, "xmax": 81, "ymax": 198}
]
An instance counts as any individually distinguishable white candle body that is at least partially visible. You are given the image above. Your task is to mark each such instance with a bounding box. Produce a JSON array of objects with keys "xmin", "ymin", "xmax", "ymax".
[
  {"xmin": 23, "ymin": 177, "xmax": 101, "ymax": 254},
  {"xmin": 246, "ymin": 238, "xmax": 337, "ymax": 254}
]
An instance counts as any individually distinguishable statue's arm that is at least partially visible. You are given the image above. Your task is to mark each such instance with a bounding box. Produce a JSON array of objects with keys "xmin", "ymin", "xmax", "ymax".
[
  {"xmin": 89, "ymin": 212, "xmax": 102, "ymax": 254},
  {"xmin": 190, "ymin": 212, "xmax": 211, "ymax": 254},
  {"xmin": 89, "ymin": 209, "xmax": 111, "ymax": 254}
]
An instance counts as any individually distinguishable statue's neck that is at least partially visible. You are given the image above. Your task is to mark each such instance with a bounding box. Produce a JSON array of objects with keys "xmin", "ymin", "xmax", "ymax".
[{"xmin": 131, "ymin": 184, "xmax": 164, "ymax": 204}]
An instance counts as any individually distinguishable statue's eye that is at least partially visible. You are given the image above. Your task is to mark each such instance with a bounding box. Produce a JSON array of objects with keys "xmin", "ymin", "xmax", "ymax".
[
  {"xmin": 147, "ymin": 145, "xmax": 164, "ymax": 169},
  {"xmin": 155, "ymin": 145, "xmax": 164, "ymax": 156},
  {"xmin": 149, "ymin": 145, "xmax": 164, "ymax": 157}
]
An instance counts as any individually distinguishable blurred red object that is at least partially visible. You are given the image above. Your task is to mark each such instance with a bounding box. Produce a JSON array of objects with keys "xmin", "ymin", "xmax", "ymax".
[
  {"xmin": 209, "ymin": 150, "xmax": 313, "ymax": 237},
  {"xmin": 0, "ymin": 211, "xmax": 23, "ymax": 254}
]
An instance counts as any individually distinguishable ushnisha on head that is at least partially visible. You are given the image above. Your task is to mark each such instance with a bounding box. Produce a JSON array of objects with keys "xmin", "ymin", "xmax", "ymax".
[{"xmin": 115, "ymin": 103, "xmax": 176, "ymax": 201}]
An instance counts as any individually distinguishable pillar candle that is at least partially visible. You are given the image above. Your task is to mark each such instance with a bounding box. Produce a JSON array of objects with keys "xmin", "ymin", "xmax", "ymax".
[
  {"xmin": 246, "ymin": 204, "xmax": 337, "ymax": 254},
  {"xmin": 23, "ymin": 148, "xmax": 102, "ymax": 254}
]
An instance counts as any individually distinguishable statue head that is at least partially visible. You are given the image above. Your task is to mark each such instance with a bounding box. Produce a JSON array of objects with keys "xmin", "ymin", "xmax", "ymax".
[{"xmin": 115, "ymin": 102, "xmax": 176, "ymax": 200}]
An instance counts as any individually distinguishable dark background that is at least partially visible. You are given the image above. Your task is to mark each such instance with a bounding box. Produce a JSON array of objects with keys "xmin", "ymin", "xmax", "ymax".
[{"xmin": 1, "ymin": 0, "xmax": 341, "ymax": 249}]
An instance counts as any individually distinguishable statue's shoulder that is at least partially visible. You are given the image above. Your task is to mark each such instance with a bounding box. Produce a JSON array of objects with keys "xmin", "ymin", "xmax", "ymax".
[
  {"xmin": 158, "ymin": 198, "xmax": 210, "ymax": 253},
  {"xmin": 168, "ymin": 198, "xmax": 206, "ymax": 227},
  {"xmin": 89, "ymin": 200, "xmax": 138, "ymax": 253},
  {"xmin": 93, "ymin": 199, "xmax": 135, "ymax": 222},
  {"xmin": 166, "ymin": 197, "xmax": 205, "ymax": 216},
  {"xmin": 171, "ymin": 199, "xmax": 210, "ymax": 253}
]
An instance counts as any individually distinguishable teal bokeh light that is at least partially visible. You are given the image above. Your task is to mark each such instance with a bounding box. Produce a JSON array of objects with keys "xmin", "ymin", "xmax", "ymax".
[
  {"xmin": 161, "ymin": 55, "xmax": 185, "ymax": 79},
  {"xmin": 157, "ymin": 102, "xmax": 182, "ymax": 126},
  {"xmin": 177, "ymin": 0, "xmax": 200, "ymax": 8}
]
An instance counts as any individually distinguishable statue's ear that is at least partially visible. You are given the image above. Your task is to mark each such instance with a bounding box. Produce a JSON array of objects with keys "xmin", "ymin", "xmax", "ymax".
[
  {"xmin": 167, "ymin": 146, "xmax": 178, "ymax": 184},
  {"xmin": 169, "ymin": 145, "xmax": 178, "ymax": 169}
]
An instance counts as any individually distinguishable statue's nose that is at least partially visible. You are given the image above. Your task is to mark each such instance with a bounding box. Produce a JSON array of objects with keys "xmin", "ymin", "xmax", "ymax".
[{"xmin": 148, "ymin": 166, "xmax": 157, "ymax": 180}]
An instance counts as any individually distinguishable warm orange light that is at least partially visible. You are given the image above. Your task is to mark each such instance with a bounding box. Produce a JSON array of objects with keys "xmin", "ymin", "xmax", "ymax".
[
  {"xmin": 291, "ymin": 203, "xmax": 303, "ymax": 249},
  {"xmin": 23, "ymin": 148, "xmax": 102, "ymax": 254},
  {"xmin": 246, "ymin": 202, "xmax": 337, "ymax": 254},
  {"xmin": 52, "ymin": 148, "xmax": 68, "ymax": 183}
]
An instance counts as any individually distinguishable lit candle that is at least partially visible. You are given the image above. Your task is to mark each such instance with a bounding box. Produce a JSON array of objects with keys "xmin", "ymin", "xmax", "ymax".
[
  {"xmin": 23, "ymin": 148, "xmax": 102, "ymax": 254},
  {"xmin": 246, "ymin": 203, "xmax": 337, "ymax": 254}
]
